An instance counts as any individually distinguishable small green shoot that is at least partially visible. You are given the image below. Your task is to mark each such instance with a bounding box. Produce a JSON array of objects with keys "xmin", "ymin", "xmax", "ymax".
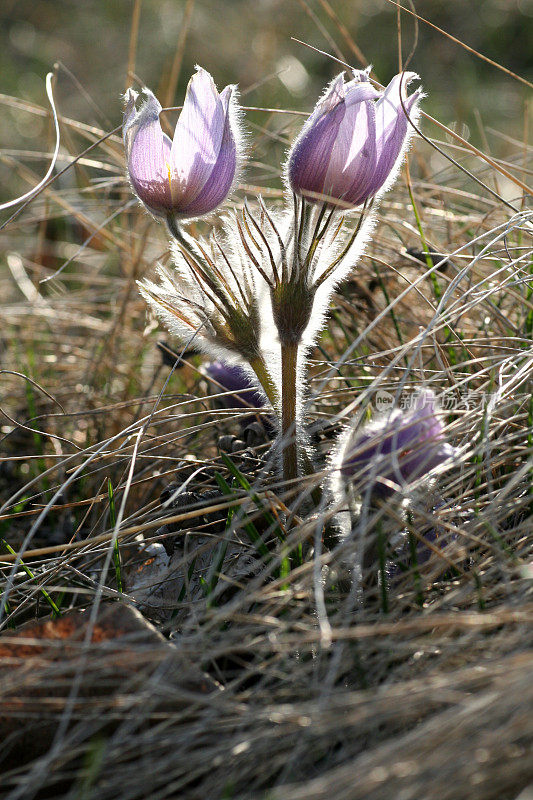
[
  {"xmin": 220, "ymin": 454, "xmax": 282, "ymax": 540},
  {"xmin": 406, "ymin": 183, "xmax": 459, "ymax": 366},
  {"xmin": 215, "ymin": 471, "xmax": 270, "ymax": 560},
  {"xmin": 220, "ymin": 455, "xmax": 294, "ymax": 576},
  {"xmin": 172, "ymin": 558, "xmax": 198, "ymax": 612},
  {"xmin": 1, "ymin": 538, "xmax": 61, "ymax": 618},
  {"xmin": 107, "ymin": 479, "xmax": 123, "ymax": 593}
]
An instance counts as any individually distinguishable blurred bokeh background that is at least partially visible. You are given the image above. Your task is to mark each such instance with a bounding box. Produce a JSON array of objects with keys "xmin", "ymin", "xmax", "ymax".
[{"xmin": 0, "ymin": 0, "xmax": 531, "ymax": 205}]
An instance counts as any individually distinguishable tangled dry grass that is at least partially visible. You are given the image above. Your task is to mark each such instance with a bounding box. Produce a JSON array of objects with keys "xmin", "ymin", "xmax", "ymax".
[{"xmin": 1, "ymin": 3, "xmax": 532, "ymax": 799}]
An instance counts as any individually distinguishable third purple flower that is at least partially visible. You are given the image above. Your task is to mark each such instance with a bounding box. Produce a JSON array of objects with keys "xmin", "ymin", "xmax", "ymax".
[{"xmin": 336, "ymin": 391, "xmax": 455, "ymax": 498}]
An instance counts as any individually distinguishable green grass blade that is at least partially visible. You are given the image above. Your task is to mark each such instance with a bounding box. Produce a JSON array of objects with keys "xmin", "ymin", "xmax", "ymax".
[
  {"xmin": 1, "ymin": 538, "xmax": 61, "ymax": 617},
  {"xmin": 215, "ymin": 471, "xmax": 270, "ymax": 559},
  {"xmin": 220, "ymin": 454, "xmax": 283, "ymax": 540},
  {"xmin": 108, "ymin": 479, "xmax": 122, "ymax": 593}
]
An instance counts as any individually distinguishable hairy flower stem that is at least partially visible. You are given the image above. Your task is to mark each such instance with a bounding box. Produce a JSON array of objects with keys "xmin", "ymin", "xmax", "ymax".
[
  {"xmin": 281, "ymin": 342, "xmax": 299, "ymax": 485},
  {"xmin": 166, "ymin": 214, "xmax": 182, "ymax": 242},
  {"xmin": 167, "ymin": 216, "xmax": 204, "ymax": 263},
  {"xmin": 250, "ymin": 357, "xmax": 278, "ymax": 407}
]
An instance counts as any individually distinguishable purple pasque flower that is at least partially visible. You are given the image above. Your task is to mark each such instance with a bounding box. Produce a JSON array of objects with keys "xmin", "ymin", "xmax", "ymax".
[
  {"xmin": 336, "ymin": 391, "xmax": 455, "ymax": 498},
  {"xmin": 205, "ymin": 361, "xmax": 266, "ymax": 410},
  {"xmin": 123, "ymin": 66, "xmax": 241, "ymax": 220},
  {"xmin": 287, "ymin": 68, "xmax": 423, "ymax": 209}
]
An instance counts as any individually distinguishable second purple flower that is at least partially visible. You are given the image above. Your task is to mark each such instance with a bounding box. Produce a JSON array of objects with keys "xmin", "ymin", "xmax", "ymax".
[{"xmin": 287, "ymin": 69, "xmax": 423, "ymax": 209}]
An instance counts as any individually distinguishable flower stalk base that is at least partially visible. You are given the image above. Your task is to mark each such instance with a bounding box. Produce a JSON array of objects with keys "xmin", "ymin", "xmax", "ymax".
[{"xmin": 281, "ymin": 342, "xmax": 299, "ymax": 485}]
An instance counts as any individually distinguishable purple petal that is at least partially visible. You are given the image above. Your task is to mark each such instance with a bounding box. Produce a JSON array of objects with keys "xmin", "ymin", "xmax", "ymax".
[
  {"xmin": 287, "ymin": 69, "xmax": 422, "ymax": 208},
  {"xmin": 288, "ymin": 101, "xmax": 345, "ymax": 200},
  {"xmin": 340, "ymin": 390, "xmax": 454, "ymax": 497},
  {"xmin": 372, "ymin": 72, "xmax": 421, "ymax": 190},
  {"xmin": 325, "ymin": 87, "xmax": 377, "ymax": 206},
  {"xmin": 288, "ymin": 80, "xmax": 379, "ymax": 204},
  {"xmin": 123, "ymin": 72, "xmax": 239, "ymax": 220},
  {"xmin": 305, "ymin": 73, "xmax": 346, "ymax": 128},
  {"xmin": 169, "ymin": 67, "xmax": 226, "ymax": 208},
  {"xmin": 286, "ymin": 74, "xmax": 350, "ymax": 196},
  {"xmin": 375, "ymin": 73, "xmax": 419, "ymax": 136},
  {"xmin": 206, "ymin": 361, "xmax": 265, "ymax": 409},
  {"xmin": 179, "ymin": 85, "xmax": 237, "ymax": 216},
  {"xmin": 123, "ymin": 89, "xmax": 174, "ymax": 215}
]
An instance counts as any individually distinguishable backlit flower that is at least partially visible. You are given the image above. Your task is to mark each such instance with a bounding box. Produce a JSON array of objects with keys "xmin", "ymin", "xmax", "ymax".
[
  {"xmin": 287, "ymin": 69, "xmax": 423, "ymax": 209},
  {"xmin": 123, "ymin": 67, "xmax": 242, "ymax": 220}
]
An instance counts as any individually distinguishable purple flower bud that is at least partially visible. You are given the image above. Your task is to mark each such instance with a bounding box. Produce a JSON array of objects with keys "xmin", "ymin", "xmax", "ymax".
[
  {"xmin": 337, "ymin": 391, "xmax": 455, "ymax": 498},
  {"xmin": 123, "ymin": 67, "xmax": 241, "ymax": 220},
  {"xmin": 287, "ymin": 69, "xmax": 423, "ymax": 209},
  {"xmin": 205, "ymin": 361, "xmax": 266, "ymax": 410}
]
